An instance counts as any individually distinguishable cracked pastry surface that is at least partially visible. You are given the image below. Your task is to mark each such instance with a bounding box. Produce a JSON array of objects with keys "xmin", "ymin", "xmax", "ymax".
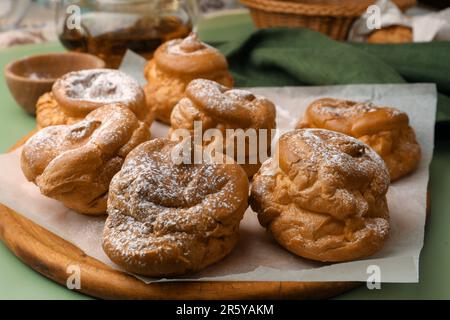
[
  {"xmin": 250, "ymin": 129, "xmax": 390, "ymax": 262},
  {"xmin": 36, "ymin": 68, "xmax": 151, "ymax": 129},
  {"xmin": 144, "ymin": 33, "xmax": 233, "ymax": 124},
  {"xmin": 296, "ymin": 98, "xmax": 421, "ymax": 182},
  {"xmin": 21, "ymin": 104, "xmax": 150, "ymax": 215},
  {"xmin": 170, "ymin": 79, "xmax": 276, "ymax": 178},
  {"xmin": 103, "ymin": 138, "xmax": 249, "ymax": 277}
]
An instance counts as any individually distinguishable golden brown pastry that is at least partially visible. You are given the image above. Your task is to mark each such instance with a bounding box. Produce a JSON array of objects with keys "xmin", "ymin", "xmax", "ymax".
[
  {"xmin": 36, "ymin": 69, "xmax": 150, "ymax": 129},
  {"xmin": 250, "ymin": 129, "xmax": 390, "ymax": 262},
  {"xmin": 102, "ymin": 138, "xmax": 249, "ymax": 277},
  {"xmin": 170, "ymin": 79, "xmax": 276, "ymax": 177},
  {"xmin": 21, "ymin": 104, "xmax": 150, "ymax": 215},
  {"xmin": 296, "ymin": 98, "xmax": 421, "ymax": 182},
  {"xmin": 144, "ymin": 33, "xmax": 233, "ymax": 124},
  {"xmin": 367, "ymin": 25, "xmax": 413, "ymax": 44}
]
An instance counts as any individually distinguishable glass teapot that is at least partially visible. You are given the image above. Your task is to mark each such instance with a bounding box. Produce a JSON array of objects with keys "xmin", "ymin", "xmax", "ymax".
[{"xmin": 55, "ymin": 0, "xmax": 197, "ymax": 68}]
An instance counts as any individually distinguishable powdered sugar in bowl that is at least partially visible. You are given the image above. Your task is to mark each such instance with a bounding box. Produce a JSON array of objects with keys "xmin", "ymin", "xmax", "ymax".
[{"xmin": 4, "ymin": 52, "xmax": 105, "ymax": 115}]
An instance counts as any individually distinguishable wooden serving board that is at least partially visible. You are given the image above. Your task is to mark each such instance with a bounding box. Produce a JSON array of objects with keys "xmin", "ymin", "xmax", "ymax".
[{"xmin": 0, "ymin": 133, "xmax": 358, "ymax": 300}]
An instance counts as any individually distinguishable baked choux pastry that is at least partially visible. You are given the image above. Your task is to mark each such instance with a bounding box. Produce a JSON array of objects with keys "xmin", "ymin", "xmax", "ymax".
[
  {"xmin": 36, "ymin": 69, "xmax": 150, "ymax": 129},
  {"xmin": 367, "ymin": 25, "xmax": 413, "ymax": 44},
  {"xmin": 250, "ymin": 129, "xmax": 390, "ymax": 262},
  {"xmin": 144, "ymin": 33, "xmax": 233, "ymax": 124},
  {"xmin": 102, "ymin": 138, "xmax": 249, "ymax": 277},
  {"xmin": 21, "ymin": 104, "xmax": 150, "ymax": 215},
  {"xmin": 170, "ymin": 79, "xmax": 276, "ymax": 178},
  {"xmin": 296, "ymin": 98, "xmax": 421, "ymax": 182}
]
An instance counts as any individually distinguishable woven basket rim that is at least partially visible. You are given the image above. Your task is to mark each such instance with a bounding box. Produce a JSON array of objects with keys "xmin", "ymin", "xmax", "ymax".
[{"xmin": 240, "ymin": 0, "xmax": 375, "ymax": 17}]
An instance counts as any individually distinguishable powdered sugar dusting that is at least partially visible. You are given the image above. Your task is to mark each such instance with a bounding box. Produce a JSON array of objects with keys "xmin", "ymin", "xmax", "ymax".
[
  {"xmin": 55, "ymin": 69, "xmax": 141, "ymax": 104},
  {"xmin": 315, "ymin": 100, "xmax": 403, "ymax": 118},
  {"xmin": 187, "ymin": 79, "xmax": 269, "ymax": 121},
  {"xmin": 165, "ymin": 33, "xmax": 217, "ymax": 56},
  {"xmin": 104, "ymin": 140, "xmax": 246, "ymax": 269},
  {"xmin": 291, "ymin": 129, "xmax": 388, "ymax": 183}
]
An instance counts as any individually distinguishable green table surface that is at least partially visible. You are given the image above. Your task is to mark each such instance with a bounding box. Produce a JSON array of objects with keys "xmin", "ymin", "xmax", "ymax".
[{"xmin": 1, "ymin": 12, "xmax": 450, "ymax": 300}]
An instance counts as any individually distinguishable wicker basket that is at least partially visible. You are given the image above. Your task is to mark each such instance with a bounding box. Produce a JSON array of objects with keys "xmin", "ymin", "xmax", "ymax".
[{"xmin": 240, "ymin": 0, "xmax": 417, "ymax": 40}]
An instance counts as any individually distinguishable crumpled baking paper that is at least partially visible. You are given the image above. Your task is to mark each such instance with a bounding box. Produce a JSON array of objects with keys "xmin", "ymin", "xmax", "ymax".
[
  {"xmin": 348, "ymin": 0, "xmax": 450, "ymax": 42},
  {"xmin": 0, "ymin": 82, "xmax": 436, "ymax": 283}
]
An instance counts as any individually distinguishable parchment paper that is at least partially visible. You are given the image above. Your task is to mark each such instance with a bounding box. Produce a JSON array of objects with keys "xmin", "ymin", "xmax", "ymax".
[{"xmin": 0, "ymin": 83, "xmax": 436, "ymax": 283}]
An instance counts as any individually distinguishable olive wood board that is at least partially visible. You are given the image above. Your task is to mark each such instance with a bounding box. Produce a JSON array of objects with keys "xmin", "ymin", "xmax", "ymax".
[{"xmin": 0, "ymin": 132, "xmax": 365, "ymax": 299}]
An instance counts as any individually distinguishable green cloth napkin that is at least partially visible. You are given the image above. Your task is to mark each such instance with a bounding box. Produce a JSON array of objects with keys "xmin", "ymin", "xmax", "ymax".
[{"xmin": 209, "ymin": 28, "xmax": 450, "ymax": 123}]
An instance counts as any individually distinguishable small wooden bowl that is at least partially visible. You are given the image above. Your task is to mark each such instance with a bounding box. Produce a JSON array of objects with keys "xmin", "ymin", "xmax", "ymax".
[{"xmin": 4, "ymin": 52, "xmax": 105, "ymax": 115}]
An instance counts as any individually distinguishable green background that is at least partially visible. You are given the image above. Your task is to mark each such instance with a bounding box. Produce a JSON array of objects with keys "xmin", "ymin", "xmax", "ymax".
[{"xmin": 1, "ymin": 12, "xmax": 449, "ymax": 299}]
